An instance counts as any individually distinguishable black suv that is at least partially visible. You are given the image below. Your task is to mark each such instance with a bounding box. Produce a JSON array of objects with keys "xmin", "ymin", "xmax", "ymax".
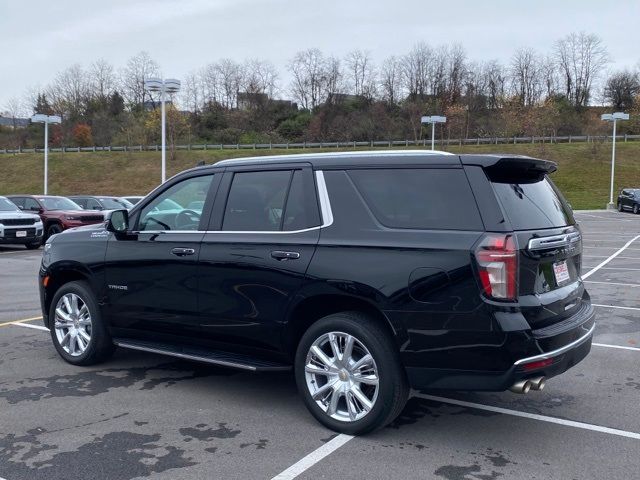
[
  {"xmin": 617, "ymin": 188, "xmax": 640, "ymax": 214},
  {"xmin": 39, "ymin": 151, "xmax": 595, "ymax": 434}
]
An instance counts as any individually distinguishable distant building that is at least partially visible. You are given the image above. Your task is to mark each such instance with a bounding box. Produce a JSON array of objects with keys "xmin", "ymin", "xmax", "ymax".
[
  {"xmin": 142, "ymin": 100, "xmax": 173, "ymax": 111},
  {"xmin": 237, "ymin": 92, "xmax": 297, "ymax": 111},
  {"xmin": 0, "ymin": 116, "xmax": 29, "ymax": 128}
]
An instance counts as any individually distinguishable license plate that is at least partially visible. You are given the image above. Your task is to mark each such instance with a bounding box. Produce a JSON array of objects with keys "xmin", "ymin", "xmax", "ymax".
[
  {"xmin": 16, "ymin": 230, "xmax": 27, "ymax": 238},
  {"xmin": 553, "ymin": 260, "xmax": 570, "ymax": 284}
]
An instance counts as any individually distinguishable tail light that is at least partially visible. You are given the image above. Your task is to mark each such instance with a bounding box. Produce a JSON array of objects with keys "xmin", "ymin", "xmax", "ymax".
[{"xmin": 474, "ymin": 234, "xmax": 518, "ymax": 300}]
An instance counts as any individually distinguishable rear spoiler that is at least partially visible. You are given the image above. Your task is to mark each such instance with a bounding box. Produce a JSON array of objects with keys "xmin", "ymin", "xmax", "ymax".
[{"xmin": 460, "ymin": 155, "xmax": 557, "ymax": 181}]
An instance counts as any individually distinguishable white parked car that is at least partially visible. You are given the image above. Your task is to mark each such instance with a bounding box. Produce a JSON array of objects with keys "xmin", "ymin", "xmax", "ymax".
[{"xmin": 0, "ymin": 196, "xmax": 44, "ymax": 249}]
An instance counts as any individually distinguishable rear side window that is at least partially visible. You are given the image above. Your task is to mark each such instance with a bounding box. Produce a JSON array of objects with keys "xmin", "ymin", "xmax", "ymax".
[
  {"xmin": 348, "ymin": 168, "xmax": 483, "ymax": 230},
  {"xmin": 490, "ymin": 176, "xmax": 573, "ymax": 230}
]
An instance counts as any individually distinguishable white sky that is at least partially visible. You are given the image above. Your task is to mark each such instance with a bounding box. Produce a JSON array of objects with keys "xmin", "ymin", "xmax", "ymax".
[{"xmin": 2, "ymin": 0, "xmax": 638, "ymax": 111}]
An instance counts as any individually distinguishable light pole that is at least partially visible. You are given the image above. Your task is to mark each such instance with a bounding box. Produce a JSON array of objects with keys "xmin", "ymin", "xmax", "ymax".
[
  {"xmin": 144, "ymin": 77, "xmax": 181, "ymax": 183},
  {"xmin": 31, "ymin": 113, "xmax": 62, "ymax": 195},
  {"xmin": 601, "ymin": 112, "xmax": 630, "ymax": 209},
  {"xmin": 421, "ymin": 115, "xmax": 447, "ymax": 150}
]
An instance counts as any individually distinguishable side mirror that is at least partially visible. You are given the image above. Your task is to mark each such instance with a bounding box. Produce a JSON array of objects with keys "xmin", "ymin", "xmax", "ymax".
[
  {"xmin": 30, "ymin": 206, "xmax": 40, "ymax": 212},
  {"xmin": 18, "ymin": 205, "xmax": 24, "ymax": 210},
  {"xmin": 93, "ymin": 205, "xmax": 102, "ymax": 210},
  {"xmin": 106, "ymin": 209, "xmax": 129, "ymax": 234}
]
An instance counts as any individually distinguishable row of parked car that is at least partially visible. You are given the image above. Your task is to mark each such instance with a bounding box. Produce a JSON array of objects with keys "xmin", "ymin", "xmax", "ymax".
[{"xmin": 0, "ymin": 194, "xmax": 144, "ymax": 249}]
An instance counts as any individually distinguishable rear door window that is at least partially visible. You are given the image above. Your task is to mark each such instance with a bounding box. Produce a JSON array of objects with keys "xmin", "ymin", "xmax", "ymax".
[
  {"xmin": 348, "ymin": 168, "xmax": 483, "ymax": 230},
  {"xmin": 490, "ymin": 176, "xmax": 573, "ymax": 230}
]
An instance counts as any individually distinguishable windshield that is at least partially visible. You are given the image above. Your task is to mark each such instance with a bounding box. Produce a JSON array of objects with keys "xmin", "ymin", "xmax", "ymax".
[
  {"xmin": 0, "ymin": 197, "xmax": 19, "ymax": 212},
  {"xmin": 39, "ymin": 197, "xmax": 83, "ymax": 211},
  {"xmin": 98, "ymin": 197, "xmax": 129, "ymax": 209}
]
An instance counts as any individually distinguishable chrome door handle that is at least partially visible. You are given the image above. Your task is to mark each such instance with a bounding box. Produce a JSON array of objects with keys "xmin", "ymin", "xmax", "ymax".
[
  {"xmin": 271, "ymin": 250, "xmax": 300, "ymax": 261},
  {"xmin": 171, "ymin": 247, "xmax": 196, "ymax": 256}
]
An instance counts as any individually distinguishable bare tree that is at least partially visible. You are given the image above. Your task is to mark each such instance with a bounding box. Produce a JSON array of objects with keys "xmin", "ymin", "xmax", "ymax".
[
  {"xmin": 510, "ymin": 47, "xmax": 542, "ymax": 106},
  {"xmin": 446, "ymin": 44, "xmax": 467, "ymax": 104},
  {"xmin": 244, "ymin": 59, "xmax": 279, "ymax": 97},
  {"xmin": 48, "ymin": 64, "xmax": 90, "ymax": 119},
  {"xmin": 323, "ymin": 56, "xmax": 344, "ymax": 103},
  {"xmin": 181, "ymin": 71, "xmax": 202, "ymax": 113},
  {"xmin": 289, "ymin": 48, "xmax": 327, "ymax": 110},
  {"xmin": 540, "ymin": 56, "xmax": 559, "ymax": 98},
  {"xmin": 200, "ymin": 63, "xmax": 221, "ymax": 106},
  {"xmin": 401, "ymin": 42, "xmax": 433, "ymax": 99},
  {"xmin": 554, "ymin": 32, "xmax": 609, "ymax": 106},
  {"xmin": 604, "ymin": 70, "xmax": 640, "ymax": 109},
  {"xmin": 120, "ymin": 51, "xmax": 160, "ymax": 108},
  {"xmin": 380, "ymin": 56, "xmax": 402, "ymax": 105},
  {"xmin": 216, "ymin": 59, "xmax": 245, "ymax": 108},
  {"xmin": 345, "ymin": 49, "xmax": 375, "ymax": 98},
  {"xmin": 90, "ymin": 59, "xmax": 116, "ymax": 102}
]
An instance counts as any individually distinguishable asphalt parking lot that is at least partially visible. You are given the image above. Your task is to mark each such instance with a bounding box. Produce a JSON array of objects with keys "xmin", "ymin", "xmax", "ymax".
[{"xmin": 1, "ymin": 210, "xmax": 639, "ymax": 480}]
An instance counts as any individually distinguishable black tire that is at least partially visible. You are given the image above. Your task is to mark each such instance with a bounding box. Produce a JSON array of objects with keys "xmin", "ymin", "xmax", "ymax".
[
  {"xmin": 634, "ymin": 204, "xmax": 639, "ymax": 215},
  {"xmin": 49, "ymin": 281, "xmax": 115, "ymax": 366},
  {"xmin": 295, "ymin": 311, "xmax": 409, "ymax": 435},
  {"xmin": 25, "ymin": 240, "xmax": 42, "ymax": 250},
  {"xmin": 617, "ymin": 202, "xmax": 623, "ymax": 212},
  {"xmin": 46, "ymin": 223, "xmax": 62, "ymax": 240}
]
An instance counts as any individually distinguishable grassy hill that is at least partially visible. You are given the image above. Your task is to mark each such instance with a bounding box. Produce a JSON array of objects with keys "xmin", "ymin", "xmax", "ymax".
[{"xmin": 1, "ymin": 142, "xmax": 639, "ymax": 209}]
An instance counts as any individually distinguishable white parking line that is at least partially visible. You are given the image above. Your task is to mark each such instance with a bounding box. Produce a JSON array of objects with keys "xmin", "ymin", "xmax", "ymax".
[
  {"xmin": 593, "ymin": 343, "xmax": 640, "ymax": 352},
  {"xmin": 415, "ymin": 394, "xmax": 640, "ymax": 440},
  {"xmin": 11, "ymin": 322, "xmax": 49, "ymax": 332},
  {"xmin": 593, "ymin": 303, "xmax": 640, "ymax": 311},
  {"xmin": 271, "ymin": 434, "xmax": 354, "ymax": 480},
  {"xmin": 585, "ymin": 280, "xmax": 640, "ymax": 287},
  {"xmin": 583, "ymin": 235, "xmax": 640, "ymax": 279},
  {"xmin": 583, "ymin": 267, "xmax": 640, "ymax": 271},
  {"xmin": 582, "ymin": 255, "xmax": 640, "ymax": 260}
]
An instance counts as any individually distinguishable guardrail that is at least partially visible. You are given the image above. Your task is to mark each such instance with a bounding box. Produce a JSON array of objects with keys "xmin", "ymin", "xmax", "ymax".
[{"xmin": 1, "ymin": 134, "xmax": 639, "ymax": 154}]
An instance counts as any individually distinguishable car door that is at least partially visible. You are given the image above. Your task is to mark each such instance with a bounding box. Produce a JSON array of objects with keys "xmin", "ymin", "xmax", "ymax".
[
  {"xmin": 620, "ymin": 190, "xmax": 629, "ymax": 209},
  {"xmin": 104, "ymin": 172, "xmax": 220, "ymax": 340},
  {"xmin": 197, "ymin": 165, "xmax": 321, "ymax": 352}
]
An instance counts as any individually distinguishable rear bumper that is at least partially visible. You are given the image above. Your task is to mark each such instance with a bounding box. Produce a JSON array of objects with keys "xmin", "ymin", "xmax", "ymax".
[{"xmin": 405, "ymin": 303, "xmax": 596, "ymax": 391}]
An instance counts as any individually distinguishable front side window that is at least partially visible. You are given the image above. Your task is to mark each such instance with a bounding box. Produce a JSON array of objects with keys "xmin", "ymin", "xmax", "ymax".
[
  {"xmin": 138, "ymin": 175, "xmax": 213, "ymax": 231},
  {"xmin": 25, "ymin": 198, "xmax": 42, "ymax": 211}
]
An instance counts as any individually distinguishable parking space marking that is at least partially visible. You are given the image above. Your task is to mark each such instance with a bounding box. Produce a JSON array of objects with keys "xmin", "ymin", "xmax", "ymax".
[
  {"xmin": 593, "ymin": 303, "xmax": 640, "ymax": 311},
  {"xmin": 0, "ymin": 250, "xmax": 34, "ymax": 255},
  {"xmin": 583, "ymin": 235, "xmax": 640, "ymax": 279},
  {"xmin": 585, "ymin": 280, "xmax": 640, "ymax": 287},
  {"xmin": 582, "ymin": 255, "xmax": 640, "ymax": 260},
  {"xmin": 11, "ymin": 322, "xmax": 48, "ymax": 332},
  {"xmin": 271, "ymin": 434, "xmax": 354, "ymax": 480},
  {"xmin": 593, "ymin": 343, "xmax": 640, "ymax": 352},
  {"xmin": 584, "ymin": 267, "xmax": 640, "ymax": 271},
  {"xmin": 416, "ymin": 394, "xmax": 640, "ymax": 440},
  {"xmin": 0, "ymin": 316, "xmax": 42, "ymax": 328}
]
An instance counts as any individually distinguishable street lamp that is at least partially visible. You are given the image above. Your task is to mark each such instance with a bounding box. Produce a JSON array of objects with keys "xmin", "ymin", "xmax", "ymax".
[
  {"xmin": 144, "ymin": 77, "xmax": 181, "ymax": 184},
  {"xmin": 421, "ymin": 115, "xmax": 447, "ymax": 150},
  {"xmin": 31, "ymin": 113, "xmax": 62, "ymax": 195},
  {"xmin": 601, "ymin": 112, "xmax": 630, "ymax": 209}
]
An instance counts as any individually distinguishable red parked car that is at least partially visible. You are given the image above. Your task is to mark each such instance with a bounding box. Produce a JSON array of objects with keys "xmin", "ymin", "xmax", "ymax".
[{"xmin": 7, "ymin": 195, "xmax": 105, "ymax": 239}]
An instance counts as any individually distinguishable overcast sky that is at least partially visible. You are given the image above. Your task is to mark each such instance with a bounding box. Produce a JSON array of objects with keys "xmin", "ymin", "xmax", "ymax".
[{"xmin": 2, "ymin": 0, "xmax": 638, "ymax": 112}]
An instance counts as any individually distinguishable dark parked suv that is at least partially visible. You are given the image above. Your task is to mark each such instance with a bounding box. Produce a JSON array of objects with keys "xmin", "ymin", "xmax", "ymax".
[
  {"xmin": 39, "ymin": 151, "xmax": 595, "ymax": 434},
  {"xmin": 617, "ymin": 188, "xmax": 640, "ymax": 214}
]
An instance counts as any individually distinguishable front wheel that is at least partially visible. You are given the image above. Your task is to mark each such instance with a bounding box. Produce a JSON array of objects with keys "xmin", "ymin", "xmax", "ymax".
[
  {"xmin": 46, "ymin": 223, "xmax": 62, "ymax": 240},
  {"xmin": 617, "ymin": 202, "xmax": 623, "ymax": 212},
  {"xmin": 295, "ymin": 311, "xmax": 409, "ymax": 435},
  {"xmin": 25, "ymin": 240, "xmax": 42, "ymax": 250},
  {"xmin": 634, "ymin": 204, "xmax": 639, "ymax": 214},
  {"xmin": 49, "ymin": 281, "xmax": 115, "ymax": 366}
]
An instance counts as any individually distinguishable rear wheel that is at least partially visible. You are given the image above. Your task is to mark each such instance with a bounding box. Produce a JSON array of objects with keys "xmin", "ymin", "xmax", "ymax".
[
  {"xmin": 49, "ymin": 281, "xmax": 115, "ymax": 366},
  {"xmin": 634, "ymin": 204, "xmax": 639, "ymax": 214},
  {"xmin": 295, "ymin": 311, "xmax": 409, "ymax": 435}
]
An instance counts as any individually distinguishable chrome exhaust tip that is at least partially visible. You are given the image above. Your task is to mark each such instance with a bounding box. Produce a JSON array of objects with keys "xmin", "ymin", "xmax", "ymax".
[
  {"xmin": 529, "ymin": 376, "xmax": 546, "ymax": 391},
  {"xmin": 509, "ymin": 380, "xmax": 531, "ymax": 394}
]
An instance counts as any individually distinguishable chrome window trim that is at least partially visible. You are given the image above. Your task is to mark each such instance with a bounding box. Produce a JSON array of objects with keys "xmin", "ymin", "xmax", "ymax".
[
  {"xmin": 133, "ymin": 170, "xmax": 334, "ymax": 235},
  {"xmin": 513, "ymin": 323, "xmax": 595, "ymax": 366},
  {"xmin": 527, "ymin": 231, "xmax": 581, "ymax": 251}
]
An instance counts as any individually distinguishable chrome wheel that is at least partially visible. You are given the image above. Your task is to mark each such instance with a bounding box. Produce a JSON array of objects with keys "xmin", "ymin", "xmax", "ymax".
[
  {"xmin": 54, "ymin": 293, "xmax": 92, "ymax": 357},
  {"xmin": 304, "ymin": 331, "xmax": 379, "ymax": 423}
]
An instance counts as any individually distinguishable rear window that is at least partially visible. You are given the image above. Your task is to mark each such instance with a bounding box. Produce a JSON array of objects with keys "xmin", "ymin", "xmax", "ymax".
[
  {"xmin": 490, "ymin": 176, "xmax": 574, "ymax": 230},
  {"xmin": 348, "ymin": 168, "xmax": 483, "ymax": 231}
]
